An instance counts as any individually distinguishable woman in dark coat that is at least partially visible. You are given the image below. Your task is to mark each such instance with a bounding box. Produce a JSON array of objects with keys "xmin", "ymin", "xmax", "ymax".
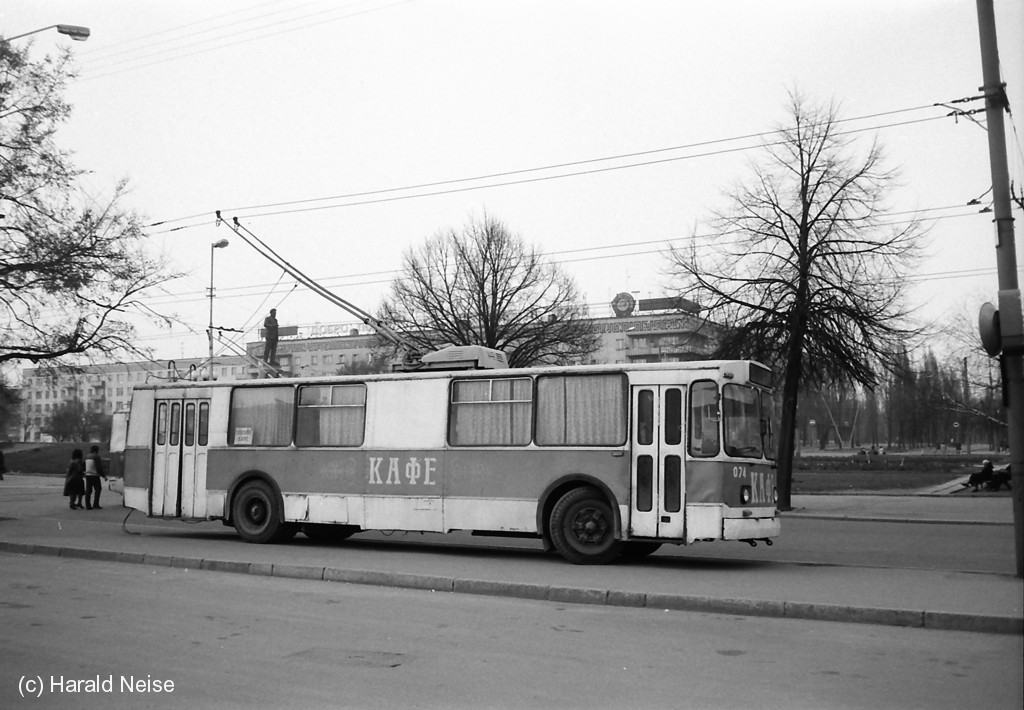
[
  {"xmin": 63, "ymin": 449, "xmax": 85, "ymax": 509},
  {"xmin": 964, "ymin": 460, "xmax": 995, "ymax": 492}
]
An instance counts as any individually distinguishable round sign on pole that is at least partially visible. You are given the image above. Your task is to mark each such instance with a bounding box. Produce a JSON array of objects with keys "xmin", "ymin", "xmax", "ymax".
[
  {"xmin": 978, "ymin": 302, "xmax": 1001, "ymax": 356},
  {"xmin": 611, "ymin": 292, "xmax": 636, "ymax": 318}
]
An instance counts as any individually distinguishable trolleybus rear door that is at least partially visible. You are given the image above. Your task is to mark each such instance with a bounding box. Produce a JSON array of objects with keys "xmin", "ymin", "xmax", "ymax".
[
  {"xmin": 179, "ymin": 400, "xmax": 211, "ymax": 518},
  {"xmin": 630, "ymin": 386, "xmax": 686, "ymax": 539},
  {"xmin": 150, "ymin": 398, "xmax": 210, "ymax": 518}
]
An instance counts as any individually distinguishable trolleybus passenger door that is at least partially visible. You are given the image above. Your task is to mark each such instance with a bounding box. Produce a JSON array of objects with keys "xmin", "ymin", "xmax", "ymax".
[
  {"xmin": 150, "ymin": 398, "xmax": 211, "ymax": 518},
  {"xmin": 179, "ymin": 400, "xmax": 211, "ymax": 518},
  {"xmin": 630, "ymin": 386, "xmax": 686, "ymax": 539}
]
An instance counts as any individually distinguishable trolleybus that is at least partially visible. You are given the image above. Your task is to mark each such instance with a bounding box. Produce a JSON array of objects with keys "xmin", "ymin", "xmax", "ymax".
[{"xmin": 115, "ymin": 346, "xmax": 779, "ymax": 564}]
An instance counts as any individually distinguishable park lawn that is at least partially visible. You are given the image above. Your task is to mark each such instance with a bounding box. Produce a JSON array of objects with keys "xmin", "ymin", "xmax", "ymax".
[{"xmin": 792, "ymin": 469, "xmax": 960, "ymax": 493}]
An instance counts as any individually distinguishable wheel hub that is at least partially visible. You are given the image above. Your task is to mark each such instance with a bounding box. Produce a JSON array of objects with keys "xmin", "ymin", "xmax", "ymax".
[{"xmin": 572, "ymin": 508, "xmax": 607, "ymax": 544}]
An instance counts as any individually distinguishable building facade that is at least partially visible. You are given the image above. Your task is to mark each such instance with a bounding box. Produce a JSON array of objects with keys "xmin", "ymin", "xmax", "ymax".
[
  {"xmin": 248, "ymin": 293, "xmax": 721, "ymax": 374},
  {"xmin": 14, "ymin": 294, "xmax": 720, "ymax": 442},
  {"xmin": 15, "ymin": 357, "xmax": 247, "ymax": 443}
]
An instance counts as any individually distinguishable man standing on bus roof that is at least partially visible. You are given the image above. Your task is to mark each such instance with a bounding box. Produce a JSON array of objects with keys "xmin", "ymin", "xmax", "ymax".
[{"xmin": 263, "ymin": 309, "xmax": 279, "ymax": 365}]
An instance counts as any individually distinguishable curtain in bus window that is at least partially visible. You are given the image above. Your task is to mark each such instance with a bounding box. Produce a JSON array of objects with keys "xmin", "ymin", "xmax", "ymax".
[
  {"xmin": 688, "ymin": 381, "xmax": 719, "ymax": 457},
  {"xmin": 535, "ymin": 374, "xmax": 626, "ymax": 446},
  {"xmin": 450, "ymin": 378, "xmax": 531, "ymax": 446},
  {"xmin": 229, "ymin": 386, "xmax": 294, "ymax": 446},
  {"xmin": 723, "ymin": 384, "xmax": 762, "ymax": 457},
  {"xmin": 296, "ymin": 385, "xmax": 365, "ymax": 447}
]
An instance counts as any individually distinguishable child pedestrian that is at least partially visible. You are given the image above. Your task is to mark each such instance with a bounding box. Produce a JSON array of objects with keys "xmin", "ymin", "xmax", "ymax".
[{"xmin": 63, "ymin": 449, "xmax": 85, "ymax": 509}]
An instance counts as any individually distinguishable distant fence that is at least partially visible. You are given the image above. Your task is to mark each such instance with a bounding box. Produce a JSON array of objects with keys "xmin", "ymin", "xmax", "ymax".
[{"xmin": 795, "ymin": 453, "xmax": 1000, "ymax": 473}]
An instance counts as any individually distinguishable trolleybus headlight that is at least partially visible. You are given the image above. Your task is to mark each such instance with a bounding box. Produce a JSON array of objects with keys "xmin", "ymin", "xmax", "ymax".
[{"xmin": 740, "ymin": 486, "xmax": 751, "ymax": 505}]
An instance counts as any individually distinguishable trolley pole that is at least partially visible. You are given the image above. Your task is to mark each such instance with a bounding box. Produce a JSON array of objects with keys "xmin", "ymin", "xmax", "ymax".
[{"xmin": 975, "ymin": 0, "xmax": 1024, "ymax": 577}]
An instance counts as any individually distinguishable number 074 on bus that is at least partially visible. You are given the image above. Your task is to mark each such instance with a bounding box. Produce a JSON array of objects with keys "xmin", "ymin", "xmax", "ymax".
[{"xmin": 112, "ymin": 348, "xmax": 779, "ymax": 564}]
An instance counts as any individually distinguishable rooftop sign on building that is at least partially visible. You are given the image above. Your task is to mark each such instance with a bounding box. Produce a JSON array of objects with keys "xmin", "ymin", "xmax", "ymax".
[{"xmin": 610, "ymin": 292, "xmax": 700, "ymax": 318}]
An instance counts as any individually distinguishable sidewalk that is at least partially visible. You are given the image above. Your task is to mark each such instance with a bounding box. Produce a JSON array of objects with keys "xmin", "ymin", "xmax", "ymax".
[
  {"xmin": 786, "ymin": 492, "xmax": 1015, "ymax": 525},
  {"xmin": 1, "ymin": 474, "xmax": 1021, "ymax": 636}
]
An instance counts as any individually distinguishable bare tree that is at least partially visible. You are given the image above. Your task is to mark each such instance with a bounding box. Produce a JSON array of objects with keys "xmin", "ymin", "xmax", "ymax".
[
  {"xmin": 0, "ymin": 375, "xmax": 20, "ymax": 435},
  {"xmin": 667, "ymin": 93, "xmax": 923, "ymax": 508},
  {"xmin": 378, "ymin": 215, "xmax": 598, "ymax": 367},
  {"xmin": 1, "ymin": 40, "xmax": 179, "ymax": 368},
  {"xmin": 42, "ymin": 399, "xmax": 83, "ymax": 442}
]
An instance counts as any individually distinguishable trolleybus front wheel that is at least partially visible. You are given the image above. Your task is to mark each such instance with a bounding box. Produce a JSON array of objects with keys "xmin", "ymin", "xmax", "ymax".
[
  {"xmin": 549, "ymin": 486, "xmax": 622, "ymax": 564},
  {"xmin": 232, "ymin": 480, "xmax": 296, "ymax": 544}
]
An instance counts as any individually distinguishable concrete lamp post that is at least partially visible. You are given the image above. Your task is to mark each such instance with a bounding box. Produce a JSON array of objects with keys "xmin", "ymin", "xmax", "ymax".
[{"xmin": 6, "ymin": 24, "xmax": 91, "ymax": 42}]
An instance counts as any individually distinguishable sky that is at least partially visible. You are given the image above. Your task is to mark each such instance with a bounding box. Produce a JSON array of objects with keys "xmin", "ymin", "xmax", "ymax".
[{"xmin": 3, "ymin": 0, "xmax": 1024, "ymax": 368}]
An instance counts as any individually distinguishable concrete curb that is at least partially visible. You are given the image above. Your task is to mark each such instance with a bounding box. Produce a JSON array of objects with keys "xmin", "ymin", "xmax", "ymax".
[
  {"xmin": 2, "ymin": 541, "xmax": 1020, "ymax": 636},
  {"xmin": 781, "ymin": 514, "xmax": 1012, "ymax": 526}
]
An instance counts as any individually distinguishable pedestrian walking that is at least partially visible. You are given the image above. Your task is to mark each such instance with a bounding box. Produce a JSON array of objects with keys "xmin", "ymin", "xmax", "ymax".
[
  {"xmin": 0, "ymin": 448, "xmax": 6, "ymax": 481},
  {"xmin": 63, "ymin": 449, "xmax": 85, "ymax": 509},
  {"xmin": 84, "ymin": 445, "xmax": 107, "ymax": 510}
]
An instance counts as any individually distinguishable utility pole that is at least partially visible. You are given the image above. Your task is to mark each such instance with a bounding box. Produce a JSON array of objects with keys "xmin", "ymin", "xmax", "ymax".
[{"xmin": 975, "ymin": 0, "xmax": 1024, "ymax": 577}]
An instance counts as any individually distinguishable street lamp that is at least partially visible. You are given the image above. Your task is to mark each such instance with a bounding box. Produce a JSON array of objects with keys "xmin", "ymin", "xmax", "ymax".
[
  {"xmin": 5, "ymin": 24, "xmax": 91, "ymax": 42},
  {"xmin": 208, "ymin": 239, "xmax": 229, "ymax": 377}
]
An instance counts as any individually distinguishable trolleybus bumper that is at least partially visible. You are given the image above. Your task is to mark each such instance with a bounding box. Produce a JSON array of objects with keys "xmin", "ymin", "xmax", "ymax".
[{"xmin": 723, "ymin": 516, "xmax": 780, "ymax": 541}]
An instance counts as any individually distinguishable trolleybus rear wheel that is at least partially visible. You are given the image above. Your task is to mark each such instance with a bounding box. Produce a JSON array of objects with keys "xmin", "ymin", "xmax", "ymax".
[
  {"xmin": 232, "ymin": 480, "xmax": 295, "ymax": 543},
  {"xmin": 549, "ymin": 486, "xmax": 622, "ymax": 564}
]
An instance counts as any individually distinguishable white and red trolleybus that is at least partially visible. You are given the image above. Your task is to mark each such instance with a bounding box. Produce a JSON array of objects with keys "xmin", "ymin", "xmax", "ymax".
[{"xmin": 115, "ymin": 346, "xmax": 779, "ymax": 564}]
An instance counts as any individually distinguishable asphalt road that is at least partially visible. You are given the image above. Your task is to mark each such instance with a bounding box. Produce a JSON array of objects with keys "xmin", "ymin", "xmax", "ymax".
[
  {"xmin": 1, "ymin": 475, "xmax": 1021, "ymax": 632},
  {"xmin": 2, "ymin": 553, "xmax": 1021, "ymax": 710},
  {"xmin": 0, "ymin": 475, "xmax": 1015, "ymax": 575}
]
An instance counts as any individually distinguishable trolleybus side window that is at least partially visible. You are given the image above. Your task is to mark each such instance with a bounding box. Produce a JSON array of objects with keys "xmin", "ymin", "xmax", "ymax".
[
  {"xmin": 637, "ymin": 389, "xmax": 654, "ymax": 445},
  {"xmin": 296, "ymin": 384, "xmax": 366, "ymax": 447},
  {"xmin": 184, "ymin": 403, "xmax": 196, "ymax": 447},
  {"xmin": 229, "ymin": 386, "xmax": 295, "ymax": 446},
  {"xmin": 449, "ymin": 377, "xmax": 532, "ymax": 446},
  {"xmin": 156, "ymin": 402, "xmax": 168, "ymax": 446},
  {"xmin": 723, "ymin": 383, "xmax": 762, "ymax": 457},
  {"xmin": 169, "ymin": 403, "xmax": 181, "ymax": 447},
  {"xmin": 689, "ymin": 381, "xmax": 720, "ymax": 457},
  {"xmin": 761, "ymin": 390, "xmax": 776, "ymax": 460},
  {"xmin": 665, "ymin": 387, "xmax": 683, "ymax": 445},
  {"xmin": 198, "ymin": 402, "xmax": 209, "ymax": 446},
  {"xmin": 535, "ymin": 373, "xmax": 627, "ymax": 446}
]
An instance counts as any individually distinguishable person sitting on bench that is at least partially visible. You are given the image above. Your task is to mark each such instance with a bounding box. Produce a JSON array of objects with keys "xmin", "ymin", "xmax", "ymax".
[
  {"xmin": 963, "ymin": 460, "xmax": 994, "ymax": 492},
  {"xmin": 986, "ymin": 465, "xmax": 1012, "ymax": 492}
]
